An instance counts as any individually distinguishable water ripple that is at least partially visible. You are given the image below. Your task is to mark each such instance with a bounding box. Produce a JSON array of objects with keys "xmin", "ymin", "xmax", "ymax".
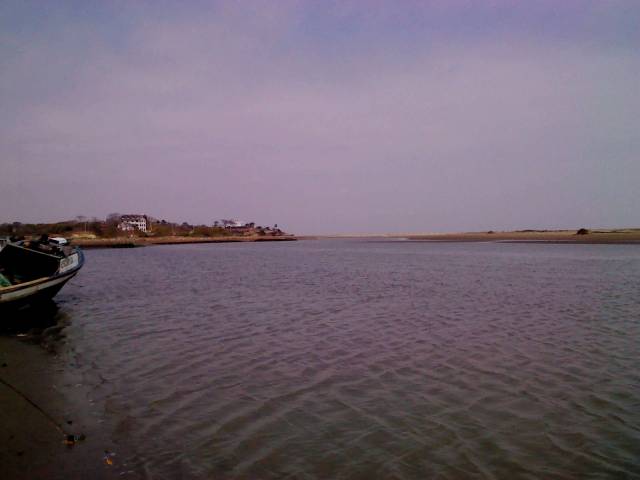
[{"xmin": 56, "ymin": 241, "xmax": 640, "ymax": 479}]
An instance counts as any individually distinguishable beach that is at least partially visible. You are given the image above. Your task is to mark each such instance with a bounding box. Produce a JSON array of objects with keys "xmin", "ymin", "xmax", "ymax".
[
  {"xmin": 0, "ymin": 335, "xmax": 125, "ymax": 480},
  {"xmin": 0, "ymin": 337, "xmax": 63, "ymax": 479},
  {"xmin": 405, "ymin": 229, "xmax": 640, "ymax": 244},
  {"xmin": 302, "ymin": 229, "xmax": 640, "ymax": 244}
]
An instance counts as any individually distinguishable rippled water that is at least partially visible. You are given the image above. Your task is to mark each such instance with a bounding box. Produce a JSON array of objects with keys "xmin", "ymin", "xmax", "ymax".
[{"xmin": 54, "ymin": 240, "xmax": 640, "ymax": 479}]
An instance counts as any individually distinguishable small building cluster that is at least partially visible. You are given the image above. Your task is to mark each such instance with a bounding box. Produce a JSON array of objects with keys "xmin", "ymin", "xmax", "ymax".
[
  {"xmin": 111, "ymin": 214, "xmax": 285, "ymax": 236},
  {"xmin": 214, "ymin": 219, "xmax": 255, "ymax": 235},
  {"xmin": 118, "ymin": 215, "xmax": 150, "ymax": 233},
  {"xmin": 212, "ymin": 219, "xmax": 282, "ymax": 235}
]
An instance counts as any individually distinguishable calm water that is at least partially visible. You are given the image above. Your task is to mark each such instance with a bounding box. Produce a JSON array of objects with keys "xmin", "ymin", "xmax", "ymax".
[{"xmin": 52, "ymin": 240, "xmax": 640, "ymax": 478}]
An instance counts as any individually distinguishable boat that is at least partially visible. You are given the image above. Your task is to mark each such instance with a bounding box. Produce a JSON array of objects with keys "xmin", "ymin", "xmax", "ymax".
[{"xmin": 0, "ymin": 236, "xmax": 84, "ymax": 310}]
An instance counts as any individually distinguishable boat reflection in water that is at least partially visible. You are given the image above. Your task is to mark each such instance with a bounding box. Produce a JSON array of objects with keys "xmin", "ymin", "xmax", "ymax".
[{"xmin": 0, "ymin": 299, "xmax": 62, "ymax": 334}]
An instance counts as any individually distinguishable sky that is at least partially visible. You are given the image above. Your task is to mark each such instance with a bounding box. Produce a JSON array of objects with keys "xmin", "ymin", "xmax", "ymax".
[{"xmin": 1, "ymin": 0, "xmax": 639, "ymax": 234}]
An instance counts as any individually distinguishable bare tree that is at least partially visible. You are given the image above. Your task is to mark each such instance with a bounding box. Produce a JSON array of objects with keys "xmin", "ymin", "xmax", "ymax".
[{"xmin": 106, "ymin": 213, "xmax": 122, "ymax": 225}]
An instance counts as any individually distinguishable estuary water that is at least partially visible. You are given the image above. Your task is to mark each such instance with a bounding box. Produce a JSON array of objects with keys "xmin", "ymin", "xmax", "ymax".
[{"xmin": 50, "ymin": 240, "xmax": 640, "ymax": 478}]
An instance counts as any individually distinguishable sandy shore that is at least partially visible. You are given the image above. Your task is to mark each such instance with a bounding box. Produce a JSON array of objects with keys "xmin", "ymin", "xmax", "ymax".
[
  {"xmin": 73, "ymin": 235, "xmax": 297, "ymax": 249},
  {"xmin": 0, "ymin": 303, "xmax": 127, "ymax": 479},
  {"xmin": 403, "ymin": 229, "xmax": 640, "ymax": 244},
  {"xmin": 0, "ymin": 337, "xmax": 64, "ymax": 479},
  {"xmin": 0, "ymin": 335, "xmax": 125, "ymax": 479},
  {"xmin": 301, "ymin": 229, "xmax": 640, "ymax": 244}
]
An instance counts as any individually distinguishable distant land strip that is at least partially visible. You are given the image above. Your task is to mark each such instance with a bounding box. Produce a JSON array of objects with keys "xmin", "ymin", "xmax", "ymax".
[
  {"xmin": 74, "ymin": 235, "xmax": 297, "ymax": 249},
  {"xmin": 300, "ymin": 229, "xmax": 640, "ymax": 244}
]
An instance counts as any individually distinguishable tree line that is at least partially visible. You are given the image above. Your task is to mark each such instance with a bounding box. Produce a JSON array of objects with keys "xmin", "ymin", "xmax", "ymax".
[{"xmin": 1, "ymin": 215, "xmax": 286, "ymax": 238}]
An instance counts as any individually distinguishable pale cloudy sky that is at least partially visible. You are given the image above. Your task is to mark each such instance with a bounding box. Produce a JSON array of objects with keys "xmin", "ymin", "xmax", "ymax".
[{"xmin": 1, "ymin": 1, "xmax": 639, "ymax": 234}]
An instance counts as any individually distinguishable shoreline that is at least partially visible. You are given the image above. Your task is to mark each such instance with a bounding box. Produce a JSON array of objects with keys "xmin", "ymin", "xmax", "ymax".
[
  {"xmin": 0, "ymin": 337, "xmax": 69, "ymax": 479},
  {"xmin": 0, "ymin": 335, "xmax": 121, "ymax": 479},
  {"xmin": 299, "ymin": 229, "xmax": 640, "ymax": 244},
  {"xmin": 73, "ymin": 235, "xmax": 297, "ymax": 249}
]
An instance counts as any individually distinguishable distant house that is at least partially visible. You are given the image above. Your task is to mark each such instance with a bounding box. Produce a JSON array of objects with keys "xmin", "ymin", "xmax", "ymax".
[
  {"xmin": 218, "ymin": 219, "xmax": 247, "ymax": 228},
  {"xmin": 215, "ymin": 219, "xmax": 256, "ymax": 235},
  {"xmin": 118, "ymin": 214, "xmax": 149, "ymax": 233}
]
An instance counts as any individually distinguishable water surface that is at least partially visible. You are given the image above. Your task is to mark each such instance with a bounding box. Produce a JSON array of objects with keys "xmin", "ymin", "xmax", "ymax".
[{"xmin": 54, "ymin": 240, "xmax": 640, "ymax": 478}]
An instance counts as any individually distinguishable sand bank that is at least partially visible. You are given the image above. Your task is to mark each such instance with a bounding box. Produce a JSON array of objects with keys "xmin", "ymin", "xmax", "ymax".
[
  {"xmin": 302, "ymin": 229, "xmax": 640, "ymax": 244},
  {"xmin": 402, "ymin": 229, "xmax": 640, "ymax": 244}
]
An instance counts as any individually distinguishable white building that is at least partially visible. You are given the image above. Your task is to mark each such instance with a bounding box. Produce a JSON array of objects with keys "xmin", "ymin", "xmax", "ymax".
[
  {"xmin": 219, "ymin": 219, "xmax": 247, "ymax": 228},
  {"xmin": 118, "ymin": 215, "xmax": 149, "ymax": 233}
]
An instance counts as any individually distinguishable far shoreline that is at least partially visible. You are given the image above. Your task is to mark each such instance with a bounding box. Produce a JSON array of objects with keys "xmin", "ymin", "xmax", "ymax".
[
  {"xmin": 299, "ymin": 229, "xmax": 640, "ymax": 245},
  {"xmin": 73, "ymin": 235, "xmax": 297, "ymax": 249}
]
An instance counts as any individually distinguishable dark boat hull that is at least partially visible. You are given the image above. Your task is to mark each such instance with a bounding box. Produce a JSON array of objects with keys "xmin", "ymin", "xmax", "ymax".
[{"xmin": 0, "ymin": 247, "xmax": 84, "ymax": 311}]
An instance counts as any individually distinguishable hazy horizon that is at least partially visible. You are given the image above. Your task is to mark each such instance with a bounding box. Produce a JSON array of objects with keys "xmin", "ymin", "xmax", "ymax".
[{"xmin": 2, "ymin": 1, "xmax": 639, "ymax": 235}]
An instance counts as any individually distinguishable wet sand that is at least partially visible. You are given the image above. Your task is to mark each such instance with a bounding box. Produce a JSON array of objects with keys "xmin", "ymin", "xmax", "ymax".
[
  {"xmin": 0, "ymin": 334, "xmax": 123, "ymax": 479},
  {"xmin": 303, "ymin": 229, "xmax": 640, "ymax": 244},
  {"xmin": 0, "ymin": 337, "xmax": 64, "ymax": 479},
  {"xmin": 404, "ymin": 229, "xmax": 640, "ymax": 244}
]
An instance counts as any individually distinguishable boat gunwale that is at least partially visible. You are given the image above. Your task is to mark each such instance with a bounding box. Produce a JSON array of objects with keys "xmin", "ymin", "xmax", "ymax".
[{"xmin": 0, "ymin": 276, "xmax": 51, "ymax": 293}]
